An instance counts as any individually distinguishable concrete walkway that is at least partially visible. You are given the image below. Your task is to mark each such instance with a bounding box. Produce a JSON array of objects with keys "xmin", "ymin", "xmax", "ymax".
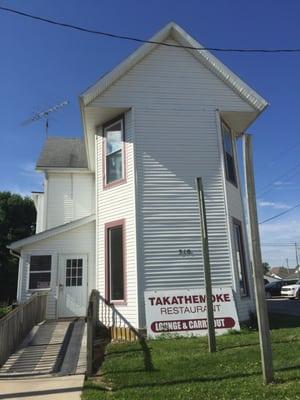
[{"xmin": 0, "ymin": 374, "xmax": 85, "ymax": 400}]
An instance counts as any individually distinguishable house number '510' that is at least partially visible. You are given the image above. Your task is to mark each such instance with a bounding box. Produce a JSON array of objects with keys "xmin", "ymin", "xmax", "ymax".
[{"xmin": 178, "ymin": 249, "xmax": 192, "ymax": 256}]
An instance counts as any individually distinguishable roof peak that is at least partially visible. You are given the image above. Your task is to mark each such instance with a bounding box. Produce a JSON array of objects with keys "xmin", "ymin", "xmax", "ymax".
[{"xmin": 80, "ymin": 21, "xmax": 267, "ymax": 111}]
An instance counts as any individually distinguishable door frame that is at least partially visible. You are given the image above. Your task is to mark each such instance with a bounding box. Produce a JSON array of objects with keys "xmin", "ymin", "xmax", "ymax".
[{"xmin": 57, "ymin": 253, "xmax": 88, "ymax": 318}]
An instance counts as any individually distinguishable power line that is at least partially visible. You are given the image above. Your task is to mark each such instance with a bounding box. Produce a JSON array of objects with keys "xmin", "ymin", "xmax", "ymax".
[
  {"xmin": 259, "ymin": 201, "xmax": 300, "ymax": 224},
  {"xmin": 1, "ymin": 5, "xmax": 300, "ymax": 54},
  {"xmin": 261, "ymin": 243, "xmax": 299, "ymax": 246},
  {"xmin": 257, "ymin": 159, "xmax": 300, "ymax": 197}
]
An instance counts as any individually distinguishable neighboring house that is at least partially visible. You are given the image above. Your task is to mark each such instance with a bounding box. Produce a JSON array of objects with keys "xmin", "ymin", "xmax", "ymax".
[
  {"xmin": 269, "ymin": 267, "xmax": 293, "ymax": 280},
  {"xmin": 269, "ymin": 266, "xmax": 300, "ymax": 281},
  {"xmin": 9, "ymin": 22, "xmax": 268, "ymax": 329}
]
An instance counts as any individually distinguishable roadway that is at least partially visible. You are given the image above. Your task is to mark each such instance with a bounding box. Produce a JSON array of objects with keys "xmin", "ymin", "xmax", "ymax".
[{"xmin": 267, "ymin": 298, "xmax": 300, "ymax": 317}]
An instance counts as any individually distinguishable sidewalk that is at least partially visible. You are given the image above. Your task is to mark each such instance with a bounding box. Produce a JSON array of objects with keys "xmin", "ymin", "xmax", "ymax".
[{"xmin": 0, "ymin": 374, "xmax": 85, "ymax": 400}]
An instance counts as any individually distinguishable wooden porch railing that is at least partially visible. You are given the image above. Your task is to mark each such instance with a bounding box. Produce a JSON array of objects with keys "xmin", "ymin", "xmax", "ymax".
[
  {"xmin": 0, "ymin": 291, "xmax": 48, "ymax": 367},
  {"xmin": 99, "ymin": 294, "xmax": 139, "ymax": 341},
  {"xmin": 86, "ymin": 290, "xmax": 140, "ymax": 376}
]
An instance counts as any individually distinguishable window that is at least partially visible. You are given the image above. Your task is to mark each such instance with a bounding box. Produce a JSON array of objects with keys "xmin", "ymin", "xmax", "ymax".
[
  {"xmin": 65, "ymin": 258, "xmax": 83, "ymax": 287},
  {"xmin": 29, "ymin": 255, "xmax": 51, "ymax": 290},
  {"xmin": 222, "ymin": 121, "xmax": 237, "ymax": 185},
  {"xmin": 107, "ymin": 223, "xmax": 125, "ymax": 302},
  {"xmin": 232, "ymin": 219, "xmax": 249, "ymax": 297},
  {"xmin": 103, "ymin": 116, "xmax": 124, "ymax": 185}
]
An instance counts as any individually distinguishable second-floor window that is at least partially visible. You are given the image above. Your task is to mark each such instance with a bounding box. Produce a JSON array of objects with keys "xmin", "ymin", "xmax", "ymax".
[
  {"xmin": 221, "ymin": 121, "xmax": 237, "ymax": 186},
  {"xmin": 104, "ymin": 116, "xmax": 124, "ymax": 185}
]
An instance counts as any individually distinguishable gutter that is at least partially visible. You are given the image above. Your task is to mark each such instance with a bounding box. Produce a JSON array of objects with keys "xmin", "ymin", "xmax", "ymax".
[
  {"xmin": 9, "ymin": 248, "xmax": 20, "ymax": 258},
  {"xmin": 9, "ymin": 248, "xmax": 21, "ymax": 303}
]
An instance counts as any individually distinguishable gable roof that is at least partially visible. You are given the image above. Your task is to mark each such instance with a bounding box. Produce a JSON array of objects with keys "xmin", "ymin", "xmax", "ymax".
[
  {"xmin": 80, "ymin": 22, "xmax": 267, "ymax": 111},
  {"xmin": 8, "ymin": 214, "xmax": 95, "ymax": 251},
  {"xmin": 36, "ymin": 136, "xmax": 88, "ymax": 170}
]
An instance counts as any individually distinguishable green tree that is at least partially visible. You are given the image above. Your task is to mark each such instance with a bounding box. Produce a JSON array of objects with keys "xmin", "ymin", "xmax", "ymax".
[
  {"xmin": 262, "ymin": 262, "xmax": 270, "ymax": 275},
  {"xmin": 0, "ymin": 192, "xmax": 36, "ymax": 303}
]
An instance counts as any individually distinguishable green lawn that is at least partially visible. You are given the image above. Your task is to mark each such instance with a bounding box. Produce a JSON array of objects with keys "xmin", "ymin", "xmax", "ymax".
[
  {"xmin": 0, "ymin": 304, "xmax": 11, "ymax": 319},
  {"xmin": 82, "ymin": 321, "xmax": 300, "ymax": 400}
]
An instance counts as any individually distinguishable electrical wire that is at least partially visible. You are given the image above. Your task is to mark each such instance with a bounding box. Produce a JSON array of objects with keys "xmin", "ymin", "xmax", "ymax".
[
  {"xmin": 1, "ymin": 5, "xmax": 300, "ymax": 53},
  {"xmin": 259, "ymin": 201, "xmax": 300, "ymax": 224},
  {"xmin": 257, "ymin": 163, "xmax": 300, "ymax": 198},
  {"xmin": 3, "ymin": 5, "xmax": 300, "ymax": 225}
]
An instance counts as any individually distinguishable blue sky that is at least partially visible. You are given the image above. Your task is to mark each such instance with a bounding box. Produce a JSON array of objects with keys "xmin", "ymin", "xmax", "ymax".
[{"xmin": 0, "ymin": 0, "xmax": 300, "ymax": 267}]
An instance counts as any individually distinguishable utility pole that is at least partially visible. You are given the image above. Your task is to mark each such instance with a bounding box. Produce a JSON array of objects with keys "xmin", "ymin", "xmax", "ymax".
[
  {"xmin": 286, "ymin": 258, "xmax": 290, "ymax": 274},
  {"xmin": 196, "ymin": 177, "xmax": 216, "ymax": 353},
  {"xmin": 243, "ymin": 133, "xmax": 273, "ymax": 384},
  {"xmin": 295, "ymin": 243, "xmax": 299, "ymax": 278}
]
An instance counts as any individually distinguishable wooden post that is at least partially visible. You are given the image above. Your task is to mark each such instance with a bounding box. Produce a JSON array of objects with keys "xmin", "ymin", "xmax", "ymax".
[
  {"xmin": 86, "ymin": 301, "xmax": 93, "ymax": 376},
  {"xmin": 196, "ymin": 177, "xmax": 216, "ymax": 353},
  {"xmin": 243, "ymin": 133, "xmax": 273, "ymax": 384}
]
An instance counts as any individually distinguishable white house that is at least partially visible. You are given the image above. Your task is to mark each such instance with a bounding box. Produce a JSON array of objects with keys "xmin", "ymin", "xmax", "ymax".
[{"xmin": 9, "ymin": 22, "xmax": 268, "ymax": 330}]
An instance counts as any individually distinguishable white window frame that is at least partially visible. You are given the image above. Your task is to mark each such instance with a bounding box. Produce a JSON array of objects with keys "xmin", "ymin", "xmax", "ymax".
[
  {"xmin": 232, "ymin": 218, "xmax": 249, "ymax": 297},
  {"xmin": 221, "ymin": 120, "xmax": 237, "ymax": 186},
  {"xmin": 28, "ymin": 254, "xmax": 52, "ymax": 292},
  {"xmin": 103, "ymin": 115, "xmax": 125, "ymax": 187}
]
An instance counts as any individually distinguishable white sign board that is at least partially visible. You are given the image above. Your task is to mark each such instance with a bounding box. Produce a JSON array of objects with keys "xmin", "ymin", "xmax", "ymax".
[{"xmin": 144, "ymin": 287, "xmax": 240, "ymax": 338}]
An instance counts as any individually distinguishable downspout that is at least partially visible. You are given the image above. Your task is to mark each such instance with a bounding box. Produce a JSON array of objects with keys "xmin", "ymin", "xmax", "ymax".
[{"xmin": 9, "ymin": 248, "xmax": 21, "ymax": 303}]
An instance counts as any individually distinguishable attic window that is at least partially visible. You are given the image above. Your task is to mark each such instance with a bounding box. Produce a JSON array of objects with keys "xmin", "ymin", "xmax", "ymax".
[
  {"xmin": 221, "ymin": 121, "xmax": 237, "ymax": 186},
  {"xmin": 103, "ymin": 116, "xmax": 125, "ymax": 186}
]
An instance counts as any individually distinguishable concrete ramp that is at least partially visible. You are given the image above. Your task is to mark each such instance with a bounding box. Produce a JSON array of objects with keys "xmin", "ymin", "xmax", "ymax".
[{"xmin": 0, "ymin": 319, "xmax": 86, "ymax": 377}]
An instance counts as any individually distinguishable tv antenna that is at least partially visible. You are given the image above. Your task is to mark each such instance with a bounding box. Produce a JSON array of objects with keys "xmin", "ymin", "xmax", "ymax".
[{"xmin": 22, "ymin": 100, "xmax": 69, "ymax": 136}]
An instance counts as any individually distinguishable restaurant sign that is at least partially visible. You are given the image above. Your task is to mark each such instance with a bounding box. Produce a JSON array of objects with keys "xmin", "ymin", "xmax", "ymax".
[{"xmin": 144, "ymin": 287, "xmax": 240, "ymax": 338}]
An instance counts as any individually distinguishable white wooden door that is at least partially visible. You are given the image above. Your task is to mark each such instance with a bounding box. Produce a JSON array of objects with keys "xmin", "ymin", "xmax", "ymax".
[{"xmin": 58, "ymin": 255, "xmax": 87, "ymax": 318}]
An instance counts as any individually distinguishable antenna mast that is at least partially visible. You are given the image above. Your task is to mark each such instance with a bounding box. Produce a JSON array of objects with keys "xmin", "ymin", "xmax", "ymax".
[{"xmin": 22, "ymin": 100, "xmax": 69, "ymax": 136}]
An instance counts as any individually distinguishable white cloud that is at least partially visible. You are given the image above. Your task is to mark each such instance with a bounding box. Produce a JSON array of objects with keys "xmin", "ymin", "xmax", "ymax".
[
  {"xmin": 19, "ymin": 162, "xmax": 42, "ymax": 183},
  {"xmin": 273, "ymin": 180, "xmax": 292, "ymax": 187},
  {"xmin": 259, "ymin": 219, "xmax": 300, "ymax": 267},
  {"xmin": 0, "ymin": 182, "xmax": 32, "ymax": 197},
  {"xmin": 258, "ymin": 200, "xmax": 290, "ymax": 210},
  {"xmin": 0, "ymin": 162, "xmax": 43, "ymax": 196}
]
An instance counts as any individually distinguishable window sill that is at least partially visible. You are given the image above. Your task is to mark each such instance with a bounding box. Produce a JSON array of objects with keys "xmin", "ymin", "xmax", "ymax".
[
  {"xmin": 109, "ymin": 300, "xmax": 127, "ymax": 306},
  {"xmin": 103, "ymin": 178, "xmax": 127, "ymax": 190},
  {"xmin": 226, "ymin": 178, "xmax": 238, "ymax": 189},
  {"xmin": 28, "ymin": 288, "xmax": 51, "ymax": 292}
]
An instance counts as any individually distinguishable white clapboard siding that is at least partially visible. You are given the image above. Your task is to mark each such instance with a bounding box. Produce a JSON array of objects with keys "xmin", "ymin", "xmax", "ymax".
[
  {"xmin": 90, "ymin": 39, "xmax": 254, "ymax": 113},
  {"xmin": 33, "ymin": 193, "xmax": 45, "ymax": 233},
  {"xmin": 46, "ymin": 173, "xmax": 95, "ymax": 229},
  {"xmin": 91, "ymin": 38, "xmax": 257, "ymax": 327},
  {"xmin": 96, "ymin": 110, "xmax": 138, "ymax": 327},
  {"xmin": 225, "ymin": 139, "xmax": 256, "ymax": 321},
  {"xmin": 19, "ymin": 221, "xmax": 95, "ymax": 319}
]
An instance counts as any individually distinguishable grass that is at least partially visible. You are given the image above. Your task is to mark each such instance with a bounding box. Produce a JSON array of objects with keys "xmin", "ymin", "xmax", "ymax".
[
  {"xmin": 0, "ymin": 304, "xmax": 12, "ymax": 319},
  {"xmin": 82, "ymin": 314, "xmax": 300, "ymax": 400}
]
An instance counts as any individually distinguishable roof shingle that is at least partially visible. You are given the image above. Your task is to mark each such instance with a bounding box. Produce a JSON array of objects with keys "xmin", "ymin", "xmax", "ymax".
[{"xmin": 36, "ymin": 137, "xmax": 88, "ymax": 169}]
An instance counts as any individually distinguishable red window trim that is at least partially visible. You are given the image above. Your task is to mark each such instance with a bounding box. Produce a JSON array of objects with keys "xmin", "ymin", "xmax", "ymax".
[
  {"xmin": 232, "ymin": 217, "xmax": 249, "ymax": 298},
  {"xmin": 221, "ymin": 119, "xmax": 238, "ymax": 188},
  {"xmin": 104, "ymin": 219, "xmax": 127, "ymax": 305},
  {"xmin": 102, "ymin": 114, "xmax": 127, "ymax": 190}
]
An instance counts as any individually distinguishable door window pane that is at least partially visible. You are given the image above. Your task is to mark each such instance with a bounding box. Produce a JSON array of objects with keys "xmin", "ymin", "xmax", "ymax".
[
  {"xmin": 108, "ymin": 226, "xmax": 124, "ymax": 301},
  {"xmin": 65, "ymin": 258, "xmax": 83, "ymax": 287}
]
